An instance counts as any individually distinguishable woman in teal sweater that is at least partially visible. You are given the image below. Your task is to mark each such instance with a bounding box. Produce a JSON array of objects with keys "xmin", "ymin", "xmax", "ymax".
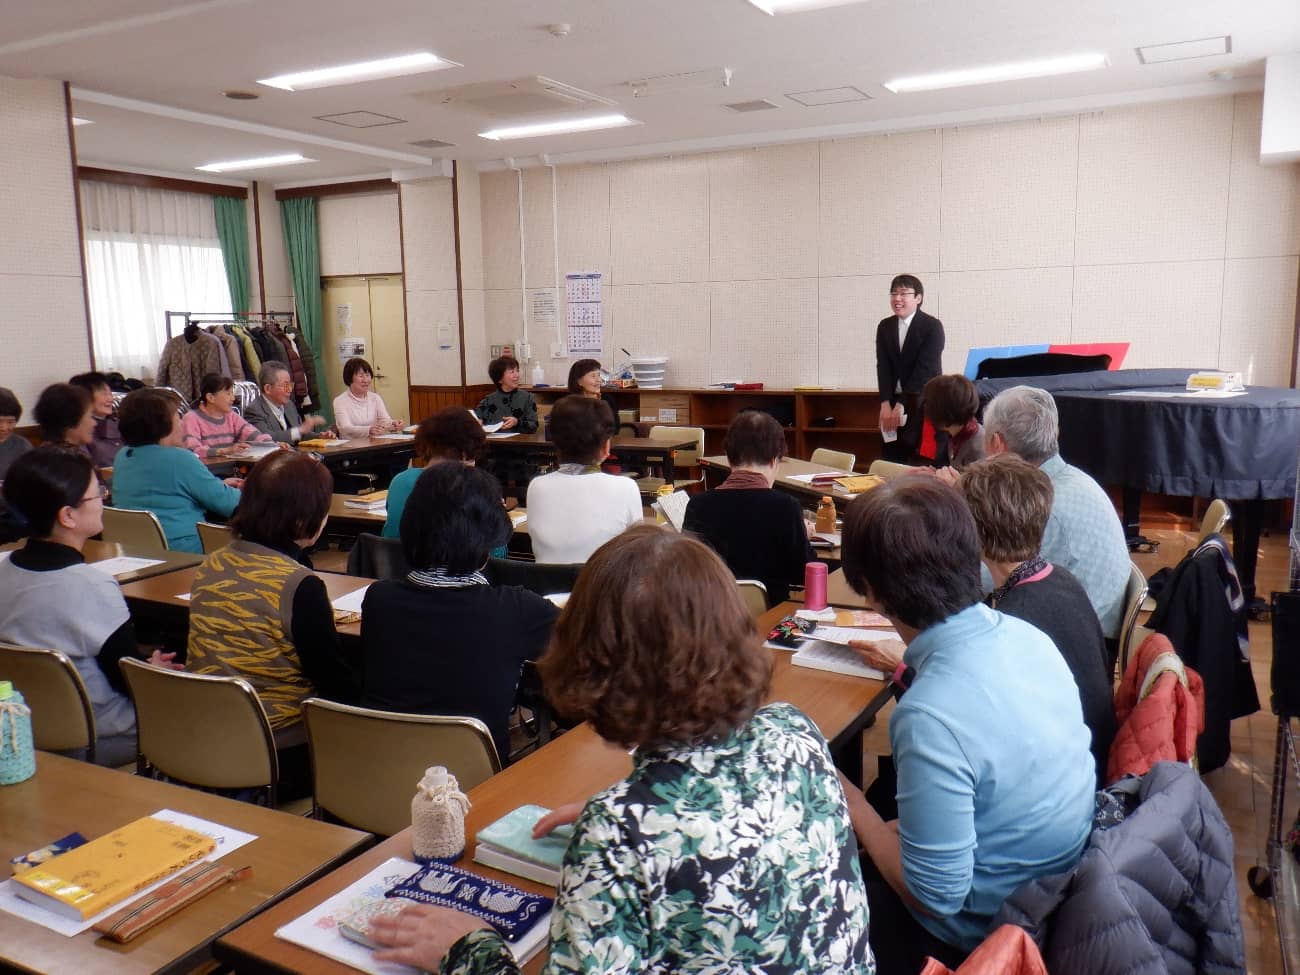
[
  {"xmin": 382, "ymin": 407, "xmax": 486, "ymax": 538},
  {"xmin": 111, "ymin": 390, "xmax": 242, "ymax": 553}
]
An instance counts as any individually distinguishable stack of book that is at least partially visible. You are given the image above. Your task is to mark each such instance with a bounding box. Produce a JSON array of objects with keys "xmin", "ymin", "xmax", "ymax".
[
  {"xmin": 11, "ymin": 816, "xmax": 215, "ymax": 921},
  {"xmin": 473, "ymin": 804, "xmax": 572, "ymax": 885},
  {"xmin": 343, "ymin": 491, "xmax": 388, "ymax": 511}
]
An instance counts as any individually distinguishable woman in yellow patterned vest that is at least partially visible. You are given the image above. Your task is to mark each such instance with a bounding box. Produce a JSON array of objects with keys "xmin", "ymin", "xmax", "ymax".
[{"xmin": 187, "ymin": 451, "xmax": 359, "ymax": 795}]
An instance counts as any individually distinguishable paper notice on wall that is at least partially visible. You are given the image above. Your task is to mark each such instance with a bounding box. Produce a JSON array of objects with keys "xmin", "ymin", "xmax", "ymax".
[
  {"xmin": 337, "ymin": 303, "xmax": 352, "ymax": 333},
  {"xmin": 565, "ymin": 272, "xmax": 603, "ymax": 356},
  {"xmin": 338, "ymin": 338, "xmax": 366, "ymax": 359},
  {"xmin": 529, "ymin": 288, "xmax": 558, "ymax": 338}
]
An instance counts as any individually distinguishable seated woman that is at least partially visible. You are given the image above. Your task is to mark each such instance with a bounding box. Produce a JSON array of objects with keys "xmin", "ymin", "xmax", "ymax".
[
  {"xmin": 68, "ymin": 372, "xmax": 124, "ymax": 469},
  {"xmin": 383, "ymin": 407, "xmax": 486, "ymax": 538},
  {"xmin": 683, "ymin": 409, "xmax": 814, "ymax": 605},
  {"xmin": 0, "ymin": 386, "xmax": 32, "ymax": 481},
  {"xmin": 187, "ymin": 451, "xmax": 358, "ymax": 792},
  {"xmin": 333, "ymin": 357, "xmax": 404, "ymax": 439},
  {"xmin": 33, "ymin": 382, "xmax": 95, "ymax": 453},
  {"xmin": 839, "ymin": 477, "xmax": 1093, "ymax": 972},
  {"xmin": 473, "ymin": 354, "xmax": 537, "ymax": 433},
  {"xmin": 369, "ymin": 525, "xmax": 874, "ymax": 974},
  {"xmin": 361, "ymin": 462, "xmax": 557, "ymax": 763},
  {"xmin": 923, "ymin": 374, "xmax": 984, "ymax": 472},
  {"xmin": 0, "ymin": 446, "xmax": 179, "ymax": 767},
  {"xmin": 526, "ymin": 395, "xmax": 641, "ymax": 564},
  {"xmin": 958, "ymin": 453, "xmax": 1117, "ymax": 786},
  {"xmin": 181, "ymin": 374, "xmax": 275, "ymax": 459},
  {"xmin": 110, "ymin": 389, "xmax": 242, "ymax": 553}
]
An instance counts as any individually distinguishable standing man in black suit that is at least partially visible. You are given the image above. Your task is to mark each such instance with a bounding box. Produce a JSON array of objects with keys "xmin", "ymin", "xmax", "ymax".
[{"xmin": 876, "ymin": 274, "xmax": 945, "ymax": 463}]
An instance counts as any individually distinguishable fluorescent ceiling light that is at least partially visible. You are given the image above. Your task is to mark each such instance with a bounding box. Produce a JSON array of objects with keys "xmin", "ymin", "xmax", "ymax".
[
  {"xmin": 71, "ymin": 116, "xmax": 93, "ymax": 126},
  {"xmin": 479, "ymin": 114, "xmax": 637, "ymax": 141},
  {"xmin": 195, "ymin": 153, "xmax": 315, "ymax": 173},
  {"xmin": 745, "ymin": 0, "xmax": 870, "ymax": 14},
  {"xmin": 884, "ymin": 52, "xmax": 1108, "ymax": 93},
  {"xmin": 257, "ymin": 52, "xmax": 458, "ymax": 92}
]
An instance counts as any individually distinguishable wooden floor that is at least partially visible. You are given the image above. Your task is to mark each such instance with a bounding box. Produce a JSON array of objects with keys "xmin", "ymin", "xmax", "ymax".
[{"xmin": 858, "ymin": 513, "xmax": 1295, "ymax": 973}]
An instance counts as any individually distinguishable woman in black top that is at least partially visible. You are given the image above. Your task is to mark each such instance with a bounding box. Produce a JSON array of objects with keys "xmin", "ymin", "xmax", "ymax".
[
  {"xmin": 361, "ymin": 462, "xmax": 558, "ymax": 763},
  {"xmin": 959, "ymin": 453, "xmax": 1117, "ymax": 786},
  {"xmin": 683, "ymin": 409, "xmax": 814, "ymax": 606}
]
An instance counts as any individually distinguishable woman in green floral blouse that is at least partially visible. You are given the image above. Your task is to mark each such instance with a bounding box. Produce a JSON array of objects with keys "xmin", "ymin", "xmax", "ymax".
[{"xmin": 371, "ymin": 524, "xmax": 875, "ymax": 975}]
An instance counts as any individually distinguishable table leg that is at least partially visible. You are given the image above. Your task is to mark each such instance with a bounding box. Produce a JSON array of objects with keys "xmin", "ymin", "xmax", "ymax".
[
  {"xmin": 1122, "ymin": 487, "xmax": 1143, "ymax": 540},
  {"xmin": 1231, "ymin": 498, "xmax": 1265, "ymax": 604}
]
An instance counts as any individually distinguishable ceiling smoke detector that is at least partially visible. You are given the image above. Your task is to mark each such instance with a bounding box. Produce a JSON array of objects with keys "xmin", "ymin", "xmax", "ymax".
[
  {"xmin": 224, "ymin": 89, "xmax": 260, "ymax": 100},
  {"xmin": 544, "ymin": 23, "xmax": 571, "ymax": 37}
]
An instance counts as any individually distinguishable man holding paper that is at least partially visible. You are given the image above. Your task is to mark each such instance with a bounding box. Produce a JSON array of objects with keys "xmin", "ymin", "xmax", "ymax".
[{"xmin": 875, "ymin": 275, "xmax": 944, "ymax": 463}]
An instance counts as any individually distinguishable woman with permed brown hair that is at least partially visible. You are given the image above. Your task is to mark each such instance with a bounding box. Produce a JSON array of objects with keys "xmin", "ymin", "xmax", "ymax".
[{"xmin": 369, "ymin": 524, "xmax": 875, "ymax": 974}]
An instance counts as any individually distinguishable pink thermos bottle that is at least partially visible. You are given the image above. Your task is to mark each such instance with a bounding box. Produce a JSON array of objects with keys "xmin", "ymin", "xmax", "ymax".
[{"xmin": 804, "ymin": 562, "xmax": 828, "ymax": 611}]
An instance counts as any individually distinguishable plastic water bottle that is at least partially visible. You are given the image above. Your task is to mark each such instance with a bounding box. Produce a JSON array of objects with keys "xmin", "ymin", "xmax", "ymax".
[
  {"xmin": 531, "ymin": 361, "xmax": 546, "ymax": 387},
  {"xmin": 0, "ymin": 681, "xmax": 35, "ymax": 785}
]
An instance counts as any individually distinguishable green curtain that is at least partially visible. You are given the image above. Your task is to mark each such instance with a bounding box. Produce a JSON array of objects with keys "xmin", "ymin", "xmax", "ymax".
[
  {"xmin": 213, "ymin": 196, "xmax": 251, "ymax": 315},
  {"xmin": 280, "ymin": 196, "xmax": 330, "ymax": 421}
]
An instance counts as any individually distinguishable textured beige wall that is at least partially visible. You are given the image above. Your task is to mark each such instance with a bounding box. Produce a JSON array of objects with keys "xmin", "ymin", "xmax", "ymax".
[
  {"xmin": 0, "ymin": 77, "xmax": 91, "ymax": 413},
  {"xmin": 477, "ymin": 93, "xmax": 1300, "ymax": 389}
]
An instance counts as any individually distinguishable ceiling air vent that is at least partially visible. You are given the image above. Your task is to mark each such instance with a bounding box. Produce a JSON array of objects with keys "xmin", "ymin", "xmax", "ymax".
[
  {"xmin": 315, "ymin": 111, "xmax": 406, "ymax": 128},
  {"xmin": 419, "ymin": 76, "xmax": 616, "ymax": 117},
  {"xmin": 724, "ymin": 99, "xmax": 780, "ymax": 113},
  {"xmin": 408, "ymin": 138, "xmax": 456, "ymax": 149}
]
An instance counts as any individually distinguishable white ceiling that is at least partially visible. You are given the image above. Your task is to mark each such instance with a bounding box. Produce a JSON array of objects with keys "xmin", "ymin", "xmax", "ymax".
[{"xmin": 1, "ymin": 0, "xmax": 1296, "ymax": 184}]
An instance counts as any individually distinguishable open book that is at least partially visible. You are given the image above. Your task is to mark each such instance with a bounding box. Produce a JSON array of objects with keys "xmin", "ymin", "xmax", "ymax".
[{"xmin": 652, "ymin": 490, "xmax": 690, "ymax": 533}]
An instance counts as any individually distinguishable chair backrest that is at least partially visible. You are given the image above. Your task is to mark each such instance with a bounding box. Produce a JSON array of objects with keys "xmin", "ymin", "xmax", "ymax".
[
  {"xmin": 152, "ymin": 386, "xmax": 190, "ymax": 416},
  {"xmin": 810, "ymin": 448, "xmax": 856, "ymax": 472},
  {"xmin": 1198, "ymin": 499, "xmax": 1230, "ymax": 544},
  {"xmin": 346, "ymin": 533, "xmax": 411, "ymax": 580},
  {"xmin": 867, "ymin": 459, "xmax": 912, "ymax": 480},
  {"xmin": 101, "ymin": 506, "xmax": 168, "ymax": 555},
  {"xmin": 1117, "ymin": 562, "xmax": 1150, "ymax": 675},
  {"xmin": 736, "ymin": 579, "xmax": 769, "ymax": 617},
  {"xmin": 485, "ymin": 556, "xmax": 583, "ymax": 594},
  {"xmin": 119, "ymin": 658, "xmax": 279, "ymax": 804},
  {"xmin": 233, "ymin": 381, "xmax": 261, "ymax": 413},
  {"xmin": 0, "ymin": 643, "xmax": 96, "ymax": 760},
  {"xmin": 196, "ymin": 521, "xmax": 233, "ymax": 555},
  {"xmin": 303, "ymin": 698, "xmax": 501, "ymax": 836},
  {"xmin": 648, "ymin": 425, "xmax": 705, "ymax": 471}
]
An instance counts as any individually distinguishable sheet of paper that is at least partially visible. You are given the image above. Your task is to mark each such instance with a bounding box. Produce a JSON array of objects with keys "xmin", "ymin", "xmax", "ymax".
[
  {"xmin": 275, "ymin": 858, "xmax": 425, "ymax": 975},
  {"xmin": 176, "ymin": 593, "xmax": 192, "ymax": 601},
  {"xmin": 0, "ymin": 809, "xmax": 256, "ymax": 937},
  {"xmin": 787, "ymin": 471, "xmax": 850, "ymax": 483},
  {"xmin": 481, "ymin": 421, "xmax": 504, "ymax": 433},
  {"xmin": 238, "ymin": 442, "xmax": 281, "ymax": 458},
  {"xmin": 87, "ymin": 556, "xmax": 164, "ymax": 578},
  {"xmin": 805, "ymin": 626, "xmax": 896, "ymax": 646},
  {"xmin": 510, "ymin": 512, "xmax": 528, "ymax": 527},
  {"xmin": 545, "ymin": 593, "xmax": 569, "ymax": 608},
  {"xmin": 487, "ymin": 431, "xmax": 519, "ymax": 439},
  {"xmin": 331, "ymin": 585, "xmax": 371, "ymax": 614},
  {"xmin": 372, "ymin": 433, "xmax": 414, "ymax": 441}
]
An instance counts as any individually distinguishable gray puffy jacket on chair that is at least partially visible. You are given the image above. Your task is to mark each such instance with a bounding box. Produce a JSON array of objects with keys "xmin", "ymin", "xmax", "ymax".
[{"xmin": 995, "ymin": 762, "xmax": 1245, "ymax": 975}]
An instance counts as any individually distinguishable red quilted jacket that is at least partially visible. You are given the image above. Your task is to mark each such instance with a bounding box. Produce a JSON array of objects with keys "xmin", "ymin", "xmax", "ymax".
[{"xmin": 1106, "ymin": 631, "xmax": 1204, "ymax": 785}]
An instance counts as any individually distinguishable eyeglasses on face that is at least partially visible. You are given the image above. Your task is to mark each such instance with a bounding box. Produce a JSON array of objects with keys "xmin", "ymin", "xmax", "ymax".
[
  {"xmin": 75, "ymin": 485, "xmax": 108, "ymax": 506},
  {"xmin": 889, "ymin": 290, "xmax": 918, "ymax": 297}
]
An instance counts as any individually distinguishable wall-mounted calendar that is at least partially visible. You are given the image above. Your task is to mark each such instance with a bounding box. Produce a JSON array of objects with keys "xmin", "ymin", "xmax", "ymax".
[{"xmin": 565, "ymin": 272, "xmax": 603, "ymax": 356}]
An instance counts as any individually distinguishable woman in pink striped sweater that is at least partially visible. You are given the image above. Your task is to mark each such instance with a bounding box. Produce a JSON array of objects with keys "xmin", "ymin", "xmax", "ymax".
[{"xmin": 182, "ymin": 374, "xmax": 276, "ymax": 459}]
